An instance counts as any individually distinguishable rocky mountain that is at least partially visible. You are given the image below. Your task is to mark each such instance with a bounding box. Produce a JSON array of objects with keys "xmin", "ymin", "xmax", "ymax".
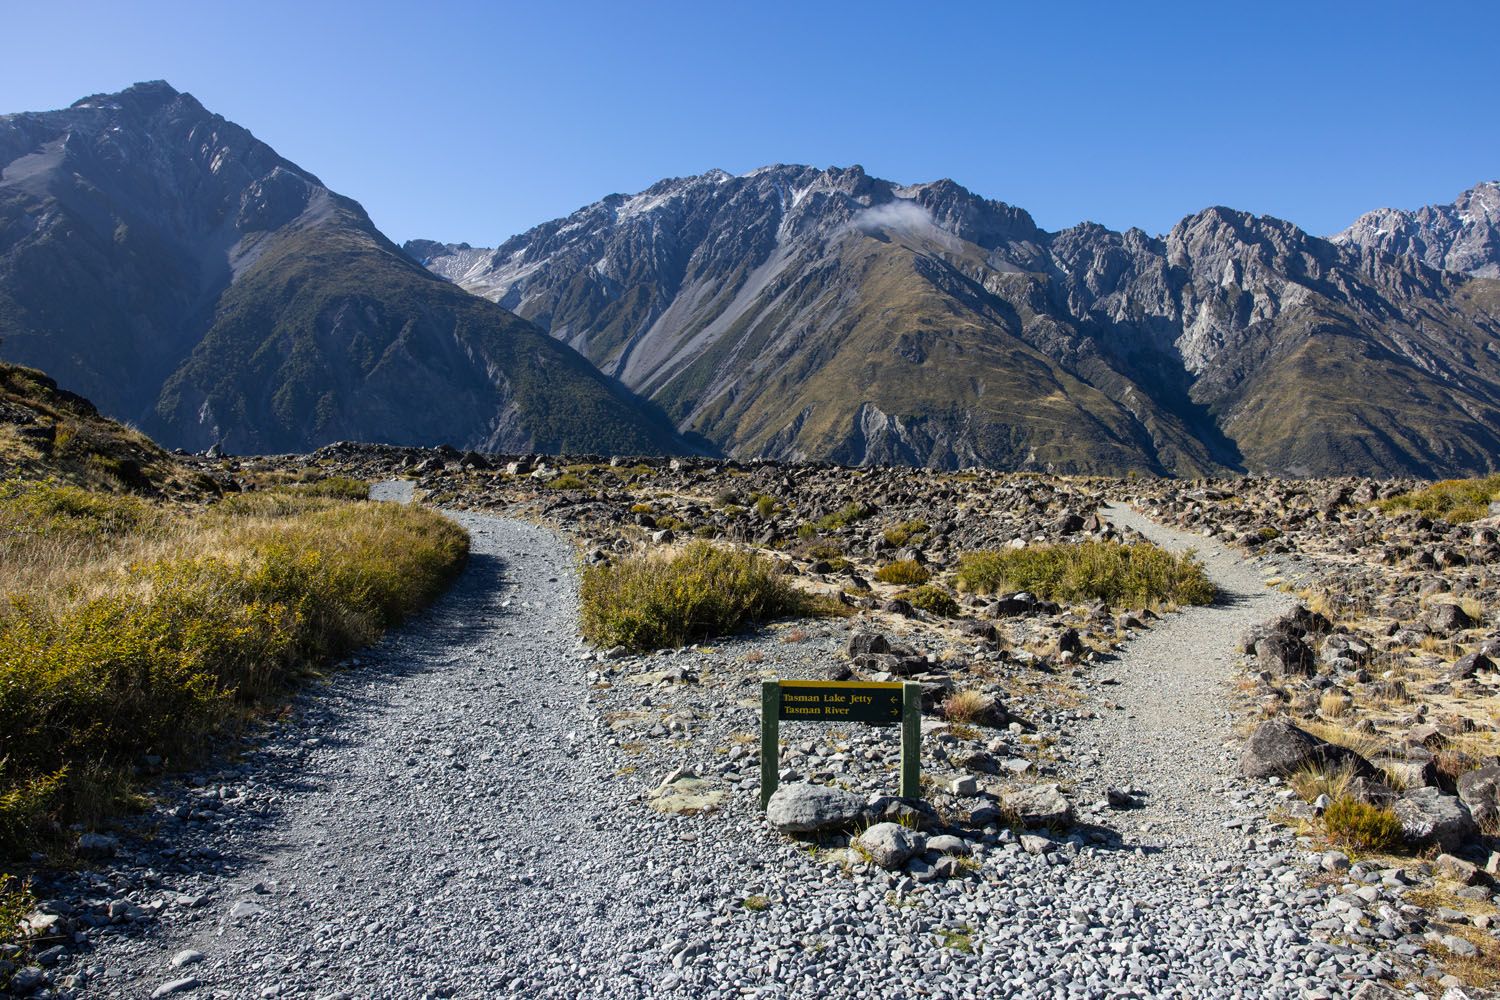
[
  {"xmin": 0, "ymin": 82, "xmax": 684, "ymax": 456},
  {"xmin": 1333, "ymin": 181, "xmax": 1500, "ymax": 278},
  {"xmin": 410, "ymin": 166, "xmax": 1500, "ymax": 478}
]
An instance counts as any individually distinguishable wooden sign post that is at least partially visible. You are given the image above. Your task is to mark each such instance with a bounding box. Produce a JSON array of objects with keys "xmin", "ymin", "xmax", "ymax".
[{"xmin": 760, "ymin": 679, "xmax": 923, "ymax": 808}]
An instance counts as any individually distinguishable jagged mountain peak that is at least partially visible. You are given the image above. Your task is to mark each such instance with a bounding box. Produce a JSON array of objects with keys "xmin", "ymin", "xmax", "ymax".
[{"xmin": 1333, "ymin": 180, "xmax": 1500, "ymax": 278}]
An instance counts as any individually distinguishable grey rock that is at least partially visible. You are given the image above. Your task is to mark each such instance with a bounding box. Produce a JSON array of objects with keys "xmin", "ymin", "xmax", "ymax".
[
  {"xmin": 764, "ymin": 783, "xmax": 864, "ymax": 834},
  {"xmin": 1394, "ymin": 787, "xmax": 1479, "ymax": 852},
  {"xmin": 855, "ymin": 822, "xmax": 917, "ymax": 870},
  {"xmin": 1456, "ymin": 765, "xmax": 1500, "ymax": 830},
  {"xmin": 1001, "ymin": 783, "xmax": 1073, "ymax": 827},
  {"xmin": 75, "ymin": 832, "xmax": 118, "ymax": 858},
  {"xmin": 151, "ymin": 977, "xmax": 201, "ymax": 998},
  {"xmin": 1238, "ymin": 717, "xmax": 1372, "ymax": 779}
]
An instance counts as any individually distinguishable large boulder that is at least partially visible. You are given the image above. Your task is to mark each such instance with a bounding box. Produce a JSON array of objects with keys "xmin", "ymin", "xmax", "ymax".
[
  {"xmin": 855, "ymin": 822, "xmax": 918, "ymax": 870},
  {"xmin": 1394, "ymin": 787, "xmax": 1479, "ymax": 852},
  {"xmin": 1429, "ymin": 602, "xmax": 1474, "ymax": 634},
  {"xmin": 1457, "ymin": 765, "xmax": 1500, "ymax": 831},
  {"xmin": 765, "ymin": 783, "xmax": 865, "ymax": 835},
  {"xmin": 1254, "ymin": 635, "xmax": 1315, "ymax": 677},
  {"xmin": 1001, "ymin": 783, "xmax": 1073, "ymax": 828},
  {"xmin": 1238, "ymin": 718, "xmax": 1374, "ymax": 779}
]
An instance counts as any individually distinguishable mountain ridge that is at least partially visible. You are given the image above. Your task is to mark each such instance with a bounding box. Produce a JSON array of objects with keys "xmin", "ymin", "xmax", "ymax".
[
  {"xmin": 407, "ymin": 164, "xmax": 1500, "ymax": 478},
  {"xmin": 0, "ymin": 82, "xmax": 688, "ymax": 456}
]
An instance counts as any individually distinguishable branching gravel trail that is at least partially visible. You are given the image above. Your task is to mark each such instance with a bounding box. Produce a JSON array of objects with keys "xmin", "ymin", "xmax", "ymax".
[
  {"xmin": 59, "ymin": 499, "xmax": 1404, "ymax": 1000},
  {"xmin": 1075, "ymin": 502, "xmax": 1295, "ymax": 858},
  {"xmin": 75, "ymin": 511, "xmax": 679, "ymax": 999}
]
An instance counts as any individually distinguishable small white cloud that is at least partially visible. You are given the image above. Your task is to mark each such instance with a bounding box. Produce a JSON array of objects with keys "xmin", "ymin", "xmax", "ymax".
[{"xmin": 851, "ymin": 200, "xmax": 938, "ymax": 235}]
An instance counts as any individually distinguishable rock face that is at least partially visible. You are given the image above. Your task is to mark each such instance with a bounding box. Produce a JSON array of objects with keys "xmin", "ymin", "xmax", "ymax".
[
  {"xmin": 764, "ymin": 783, "xmax": 865, "ymax": 834},
  {"xmin": 1238, "ymin": 718, "xmax": 1372, "ymax": 779},
  {"xmin": 1333, "ymin": 181, "xmax": 1500, "ymax": 278},
  {"xmin": 1394, "ymin": 787, "xmax": 1479, "ymax": 853},
  {"xmin": 413, "ymin": 165, "xmax": 1500, "ymax": 478},
  {"xmin": 0, "ymin": 83, "xmax": 685, "ymax": 457},
  {"xmin": 1457, "ymin": 765, "xmax": 1500, "ymax": 831}
]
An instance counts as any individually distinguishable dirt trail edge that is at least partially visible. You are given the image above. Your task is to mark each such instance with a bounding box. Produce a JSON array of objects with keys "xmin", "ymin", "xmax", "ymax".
[{"xmin": 1079, "ymin": 501, "xmax": 1294, "ymax": 857}]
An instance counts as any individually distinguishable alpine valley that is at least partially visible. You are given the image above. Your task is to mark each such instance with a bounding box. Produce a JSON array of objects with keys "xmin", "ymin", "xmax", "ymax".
[{"xmin": 3, "ymin": 82, "xmax": 1500, "ymax": 476}]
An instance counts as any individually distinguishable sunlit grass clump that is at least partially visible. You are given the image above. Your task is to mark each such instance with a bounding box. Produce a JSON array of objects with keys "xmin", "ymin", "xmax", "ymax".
[
  {"xmin": 580, "ymin": 542, "xmax": 830, "ymax": 651},
  {"xmin": 955, "ymin": 541, "xmax": 1215, "ymax": 607},
  {"xmin": 0, "ymin": 481, "xmax": 467, "ymax": 856},
  {"xmin": 1377, "ymin": 475, "xmax": 1500, "ymax": 524},
  {"xmin": 874, "ymin": 560, "xmax": 931, "ymax": 586}
]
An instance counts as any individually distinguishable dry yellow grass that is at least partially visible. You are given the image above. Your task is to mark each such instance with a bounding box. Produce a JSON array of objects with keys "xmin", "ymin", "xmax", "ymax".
[
  {"xmin": 0, "ymin": 481, "xmax": 467, "ymax": 858},
  {"xmin": 943, "ymin": 689, "xmax": 996, "ymax": 726}
]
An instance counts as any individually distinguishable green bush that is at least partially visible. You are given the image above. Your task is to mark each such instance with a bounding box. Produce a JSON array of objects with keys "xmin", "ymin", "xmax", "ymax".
[
  {"xmin": 812, "ymin": 502, "xmax": 873, "ymax": 532},
  {"xmin": 754, "ymin": 494, "xmax": 777, "ymax": 519},
  {"xmin": 955, "ymin": 542, "xmax": 1215, "ymax": 607},
  {"xmin": 884, "ymin": 519, "xmax": 929, "ymax": 547},
  {"xmin": 875, "ymin": 560, "xmax": 932, "ymax": 586},
  {"xmin": 547, "ymin": 473, "xmax": 587, "ymax": 490},
  {"xmin": 1321, "ymin": 797, "xmax": 1405, "ymax": 852},
  {"xmin": 896, "ymin": 586, "xmax": 960, "ymax": 617},
  {"xmin": 1378, "ymin": 475, "xmax": 1500, "ymax": 524},
  {"xmin": 580, "ymin": 542, "xmax": 821, "ymax": 650}
]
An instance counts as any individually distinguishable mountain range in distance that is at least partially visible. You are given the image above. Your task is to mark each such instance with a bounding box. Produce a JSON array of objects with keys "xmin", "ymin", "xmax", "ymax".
[
  {"xmin": 1, "ymin": 81, "xmax": 1498, "ymax": 478},
  {"xmin": 409, "ymin": 170, "xmax": 1500, "ymax": 479}
]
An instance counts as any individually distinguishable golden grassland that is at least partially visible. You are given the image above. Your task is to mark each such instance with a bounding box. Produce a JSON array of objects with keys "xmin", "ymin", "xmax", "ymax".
[{"xmin": 0, "ymin": 479, "xmax": 467, "ymax": 863}]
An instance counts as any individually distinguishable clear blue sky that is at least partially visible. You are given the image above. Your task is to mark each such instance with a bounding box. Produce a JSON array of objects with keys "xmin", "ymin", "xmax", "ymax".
[{"xmin": 4, "ymin": 0, "xmax": 1496, "ymax": 246}]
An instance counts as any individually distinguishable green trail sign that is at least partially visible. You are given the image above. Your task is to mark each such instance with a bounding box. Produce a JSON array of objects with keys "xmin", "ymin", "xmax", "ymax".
[{"xmin": 760, "ymin": 679, "xmax": 922, "ymax": 808}]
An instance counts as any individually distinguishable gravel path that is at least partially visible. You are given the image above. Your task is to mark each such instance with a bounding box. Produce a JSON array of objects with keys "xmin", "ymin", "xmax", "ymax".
[
  {"xmin": 1070, "ymin": 502, "xmax": 1295, "ymax": 858},
  {"xmin": 46, "ymin": 501, "xmax": 1414, "ymax": 1000},
  {"xmin": 63, "ymin": 512, "xmax": 682, "ymax": 999}
]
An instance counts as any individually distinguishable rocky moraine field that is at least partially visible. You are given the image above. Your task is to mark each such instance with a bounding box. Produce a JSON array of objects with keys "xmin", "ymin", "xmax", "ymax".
[{"xmin": 6, "ymin": 446, "xmax": 1500, "ymax": 1000}]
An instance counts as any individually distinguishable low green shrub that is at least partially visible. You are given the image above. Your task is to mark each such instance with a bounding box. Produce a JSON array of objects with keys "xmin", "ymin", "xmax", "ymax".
[
  {"xmin": 875, "ymin": 560, "xmax": 932, "ymax": 586},
  {"xmin": 1378, "ymin": 475, "xmax": 1500, "ymax": 524},
  {"xmin": 1321, "ymin": 797, "xmax": 1405, "ymax": 852},
  {"xmin": 896, "ymin": 586, "xmax": 960, "ymax": 617},
  {"xmin": 812, "ymin": 502, "xmax": 874, "ymax": 532},
  {"xmin": 955, "ymin": 541, "xmax": 1215, "ymax": 607},
  {"xmin": 580, "ymin": 542, "xmax": 822, "ymax": 650},
  {"xmin": 883, "ymin": 519, "xmax": 929, "ymax": 547},
  {"xmin": 547, "ymin": 473, "xmax": 587, "ymax": 490}
]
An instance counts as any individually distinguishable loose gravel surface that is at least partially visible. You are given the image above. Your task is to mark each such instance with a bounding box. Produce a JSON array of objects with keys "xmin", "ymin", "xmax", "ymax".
[
  {"xmin": 1073, "ymin": 502, "xmax": 1295, "ymax": 856},
  {"xmin": 42, "ymin": 501, "xmax": 1428, "ymax": 999}
]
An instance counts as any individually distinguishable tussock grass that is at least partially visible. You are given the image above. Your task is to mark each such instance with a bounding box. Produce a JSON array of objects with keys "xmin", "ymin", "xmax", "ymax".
[
  {"xmin": 1288, "ymin": 762, "xmax": 1359, "ymax": 803},
  {"xmin": 1321, "ymin": 797, "xmax": 1404, "ymax": 852},
  {"xmin": 943, "ymin": 689, "xmax": 996, "ymax": 726},
  {"xmin": 883, "ymin": 519, "xmax": 928, "ymax": 547},
  {"xmin": 874, "ymin": 560, "xmax": 931, "ymax": 586},
  {"xmin": 811, "ymin": 502, "xmax": 873, "ymax": 533},
  {"xmin": 895, "ymin": 586, "xmax": 960, "ymax": 618},
  {"xmin": 955, "ymin": 541, "xmax": 1215, "ymax": 607},
  {"xmin": 0, "ymin": 481, "xmax": 468, "ymax": 857},
  {"xmin": 1378, "ymin": 475, "xmax": 1500, "ymax": 524},
  {"xmin": 580, "ymin": 542, "xmax": 828, "ymax": 651}
]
